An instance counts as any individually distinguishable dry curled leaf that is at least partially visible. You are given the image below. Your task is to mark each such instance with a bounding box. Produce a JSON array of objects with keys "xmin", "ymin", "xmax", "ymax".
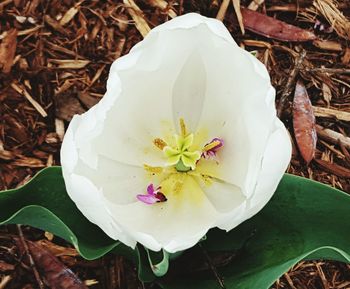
[
  {"xmin": 241, "ymin": 8, "xmax": 316, "ymax": 42},
  {"xmin": 27, "ymin": 241, "xmax": 88, "ymax": 289},
  {"xmin": 293, "ymin": 80, "xmax": 317, "ymax": 164}
]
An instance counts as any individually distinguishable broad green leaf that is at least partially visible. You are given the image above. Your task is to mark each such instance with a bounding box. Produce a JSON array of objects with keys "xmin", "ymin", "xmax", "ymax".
[
  {"xmin": 1, "ymin": 168, "xmax": 350, "ymax": 289},
  {"xmin": 159, "ymin": 174, "xmax": 350, "ymax": 289},
  {"xmin": 0, "ymin": 167, "xmax": 126, "ymax": 260}
]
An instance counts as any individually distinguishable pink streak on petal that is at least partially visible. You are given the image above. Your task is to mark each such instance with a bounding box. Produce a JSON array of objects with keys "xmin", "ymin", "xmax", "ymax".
[
  {"xmin": 147, "ymin": 184, "xmax": 155, "ymax": 195},
  {"xmin": 137, "ymin": 194, "xmax": 159, "ymax": 205}
]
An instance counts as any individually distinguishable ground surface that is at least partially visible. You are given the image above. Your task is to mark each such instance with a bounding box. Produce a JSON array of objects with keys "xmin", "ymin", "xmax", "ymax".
[{"xmin": 0, "ymin": 0, "xmax": 350, "ymax": 288}]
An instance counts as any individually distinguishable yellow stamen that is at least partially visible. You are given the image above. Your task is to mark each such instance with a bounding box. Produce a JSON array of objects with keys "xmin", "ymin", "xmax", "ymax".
[
  {"xmin": 179, "ymin": 118, "xmax": 187, "ymax": 137},
  {"xmin": 153, "ymin": 138, "xmax": 167, "ymax": 150},
  {"xmin": 203, "ymin": 140, "xmax": 221, "ymax": 152},
  {"xmin": 144, "ymin": 164, "xmax": 163, "ymax": 175}
]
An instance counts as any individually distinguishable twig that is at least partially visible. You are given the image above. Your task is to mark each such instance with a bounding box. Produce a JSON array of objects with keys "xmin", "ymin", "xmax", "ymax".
[
  {"xmin": 277, "ymin": 49, "xmax": 306, "ymax": 117},
  {"xmin": 146, "ymin": 0, "xmax": 177, "ymax": 18},
  {"xmin": 316, "ymin": 124, "xmax": 350, "ymax": 150},
  {"xmin": 123, "ymin": 0, "xmax": 151, "ymax": 37},
  {"xmin": 303, "ymin": 67, "xmax": 350, "ymax": 75},
  {"xmin": 10, "ymin": 82, "xmax": 48, "ymax": 117},
  {"xmin": 232, "ymin": 0, "xmax": 245, "ymax": 34},
  {"xmin": 17, "ymin": 225, "xmax": 45, "ymax": 289},
  {"xmin": 216, "ymin": 0, "xmax": 230, "ymax": 21},
  {"xmin": 0, "ymin": 276, "xmax": 12, "ymax": 289},
  {"xmin": 313, "ymin": 106, "xmax": 350, "ymax": 122},
  {"xmin": 198, "ymin": 243, "xmax": 226, "ymax": 289},
  {"xmin": 248, "ymin": 0, "xmax": 265, "ymax": 11}
]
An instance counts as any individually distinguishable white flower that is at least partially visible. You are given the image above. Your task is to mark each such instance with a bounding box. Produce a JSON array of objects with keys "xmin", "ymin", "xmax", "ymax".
[{"xmin": 60, "ymin": 13, "xmax": 291, "ymax": 253}]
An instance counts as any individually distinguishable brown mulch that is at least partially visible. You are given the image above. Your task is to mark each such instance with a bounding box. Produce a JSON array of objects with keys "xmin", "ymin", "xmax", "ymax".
[{"xmin": 0, "ymin": 0, "xmax": 350, "ymax": 288}]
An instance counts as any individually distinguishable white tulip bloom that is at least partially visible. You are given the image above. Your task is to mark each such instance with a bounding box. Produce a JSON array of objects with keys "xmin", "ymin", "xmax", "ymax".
[{"xmin": 61, "ymin": 13, "xmax": 291, "ymax": 253}]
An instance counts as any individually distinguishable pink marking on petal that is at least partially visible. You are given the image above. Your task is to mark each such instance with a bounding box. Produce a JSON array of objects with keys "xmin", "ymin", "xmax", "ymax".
[
  {"xmin": 137, "ymin": 184, "xmax": 167, "ymax": 205},
  {"xmin": 137, "ymin": 194, "xmax": 159, "ymax": 205},
  {"xmin": 147, "ymin": 184, "xmax": 155, "ymax": 195}
]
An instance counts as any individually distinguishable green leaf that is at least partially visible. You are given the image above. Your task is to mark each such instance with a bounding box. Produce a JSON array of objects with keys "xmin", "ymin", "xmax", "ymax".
[
  {"xmin": 1, "ymin": 168, "xmax": 350, "ymax": 289},
  {"xmin": 159, "ymin": 174, "xmax": 350, "ymax": 289},
  {"xmin": 146, "ymin": 248, "xmax": 170, "ymax": 277},
  {"xmin": 0, "ymin": 167, "xmax": 126, "ymax": 260}
]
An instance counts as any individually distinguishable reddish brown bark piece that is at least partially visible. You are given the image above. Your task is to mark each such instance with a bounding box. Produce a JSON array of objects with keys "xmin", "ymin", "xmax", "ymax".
[
  {"xmin": 293, "ymin": 80, "xmax": 317, "ymax": 164},
  {"xmin": 241, "ymin": 8, "xmax": 316, "ymax": 42},
  {"xmin": 26, "ymin": 241, "xmax": 88, "ymax": 289},
  {"xmin": 0, "ymin": 29, "xmax": 18, "ymax": 73},
  {"xmin": 314, "ymin": 159, "xmax": 350, "ymax": 179},
  {"xmin": 0, "ymin": 261, "xmax": 15, "ymax": 272}
]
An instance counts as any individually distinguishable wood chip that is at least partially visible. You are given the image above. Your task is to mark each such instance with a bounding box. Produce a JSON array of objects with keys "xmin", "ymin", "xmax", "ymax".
[
  {"xmin": 313, "ymin": 106, "xmax": 350, "ymax": 122},
  {"xmin": 248, "ymin": 0, "xmax": 265, "ymax": 11},
  {"xmin": 48, "ymin": 59, "xmax": 90, "ymax": 69},
  {"xmin": 316, "ymin": 124, "xmax": 350, "ymax": 150},
  {"xmin": 232, "ymin": 0, "xmax": 245, "ymax": 34},
  {"xmin": 322, "ymin": 83, "xmax": 332, "ymax": 106},
  {"xmin": 123, "ymin": 0, "xmax": 151, "ymax": 37},
  {"xmin": 0, "ymin": 28, "xmax": 17, "ymax": 73},
  {"xmin": 146, "ymin": 0, "xmax": 177, "ymax": 18},
  {"xmin": 0, "ymin": 261, "xmax": 14, "ymax": 272},
  {"xmin": 60, "ymin": 4, "xmax": 81, "ymax": 26},
  {"xmin": 55, "ymin": 119, "xmax": 65, "ymax": 141},
  {"xmin": 0, "ymin": 276, "xmax": 12, "ymax": 289},
  {"xmin": 313, "ymin": 39, "xmax": 342, "ymax": 51},
  {"xmin": 35, "ymin": 240, "xmax": 78, "ymax": 257},
  {"xmin": 216, "ymin": 0, "xmax": 230, "ymax": 21},
  {"xmin": 314, "ymin": 159, "xmax": 350, "ymax": 178},
  {"xmin": 44, "ymin": 15, "xmax": 68, "ymax": 35},
  {"xmin": 341, "ymin": 47, "xmax": 350, "ymax": 65},
  {"xmin": 10, "ymin": 82, "xmax": 48, "ymax": 117},
  {"xmin": 293, "ymin": 80, "xmax": 317, "ymax": 164},
  {"xmin": 12, "ymin": 156, "xmax": 45, "ymax": 168}
]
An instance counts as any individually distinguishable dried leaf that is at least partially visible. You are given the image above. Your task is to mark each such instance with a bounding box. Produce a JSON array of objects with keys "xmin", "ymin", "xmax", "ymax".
[
  {"xmin": 0, "ymin": 29, "xmax": 17, "ymax": 73},
  {"xmin": 293, "ymin": 80, "xmax": 317, "ymax": 164},
  {"xmin": 241, "ymin": 8, "xmax": 316, "ymax": 42},
  {"xmin": 314, "ymin": 159, "xmax": 350, "ymax": 178},
  {"xmin": 27, "ymin": 241, "xmax": 88, "ymax": 289}
]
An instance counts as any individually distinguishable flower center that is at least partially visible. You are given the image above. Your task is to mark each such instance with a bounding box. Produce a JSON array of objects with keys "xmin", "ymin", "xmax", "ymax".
[
  {"xmin": 164, "ymin": 133, "xmax": 201, "ymax": 172},
  {"xmin": 137, "ymin": 119, "xmax": 224, "ymax": 205}
]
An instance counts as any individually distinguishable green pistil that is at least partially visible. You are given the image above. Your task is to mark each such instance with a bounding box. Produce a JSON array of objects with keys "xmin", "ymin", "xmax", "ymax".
[
  {"xmin": 163, "ymin": 133, "xmax": 201, "ymax": 171},
  {"xmin": 175, "ymin": 159, "xmax": 191, "ymax": 172}
]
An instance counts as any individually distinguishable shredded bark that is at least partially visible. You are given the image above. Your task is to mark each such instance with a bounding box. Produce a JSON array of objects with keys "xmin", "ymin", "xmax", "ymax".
[{"xmin": 1, "ymin": 0, "xmax": 350, "ymax": 288}]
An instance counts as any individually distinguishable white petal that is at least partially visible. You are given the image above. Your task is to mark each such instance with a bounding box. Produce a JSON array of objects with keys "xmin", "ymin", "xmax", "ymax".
[
  {"xmin": 193, "ymin": 44, "xmax": 277, "ymax": 198},
  {"xmin": 172, "ymin": 51, "xmax": 206, "ymax": 133},
  {"xmin": 218, "ymin": 119, "xmax": 291, "ymax": 231},
  {"xmin": 104, "ymin": 174, "xmax": 218, "ymax": 253},
  {"xmin": 61, "ymin": 116, "xmax": 136, "ymax": 247},
  {"xmin": 84, "ymin": 14, "xmax": 241, "ymax": 168}
]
